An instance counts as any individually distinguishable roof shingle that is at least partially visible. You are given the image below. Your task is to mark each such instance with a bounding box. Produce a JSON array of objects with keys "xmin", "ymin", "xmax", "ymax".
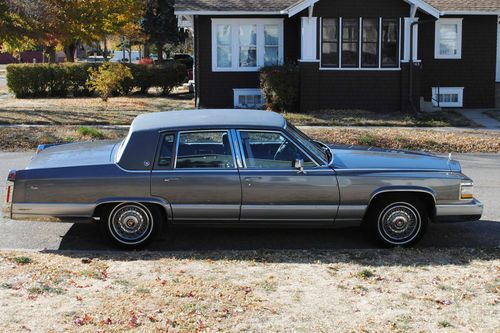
[{"xmin": 175, "ymin": 0, "xmax": 500, "ymax": 14}]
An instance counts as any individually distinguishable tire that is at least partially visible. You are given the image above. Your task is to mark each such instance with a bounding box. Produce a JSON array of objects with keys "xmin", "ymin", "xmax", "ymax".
[
  {"xmin": 367, "ymin": 195, "xmax": 429, "ymax": 247},
  {"xmin": 102, "ymin": 202, "xmax": 163, "ymax": 249}
]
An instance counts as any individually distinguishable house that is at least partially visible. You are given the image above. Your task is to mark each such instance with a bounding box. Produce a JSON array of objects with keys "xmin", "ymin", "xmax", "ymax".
[{"xmin": 175, "ymin": 0, "xmax": 500, "ymax": 112}]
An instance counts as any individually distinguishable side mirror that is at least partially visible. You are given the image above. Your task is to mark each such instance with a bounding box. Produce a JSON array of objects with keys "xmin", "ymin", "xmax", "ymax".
[{"xmin": 294, "ymin": 158, "xmax": 305, "ymax": 174}]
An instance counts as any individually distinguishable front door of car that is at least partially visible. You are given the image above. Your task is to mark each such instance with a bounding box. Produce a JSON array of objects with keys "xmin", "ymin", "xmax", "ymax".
[
  {"xmin": 237, "ymin": 130, "xmax": 339, "ymax": 223},
  {"xmin": 150, "ymin": 130, "xmax": 241, "ymax": 223}
]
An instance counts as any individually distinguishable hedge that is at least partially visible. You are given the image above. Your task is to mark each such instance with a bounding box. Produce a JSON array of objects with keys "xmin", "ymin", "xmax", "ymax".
[
  {"xmin": 260, "ymin": 64, "xmax": 300, "ymax": 113},
  {"xmin": 6, "ymin": 62, "xmax": 187, "ymax": 98}
]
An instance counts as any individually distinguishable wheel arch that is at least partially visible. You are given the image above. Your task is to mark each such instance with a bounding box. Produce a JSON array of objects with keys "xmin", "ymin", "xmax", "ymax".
[
  {"xmin": 364, "ymin": 186, "xmax": 436, "ymax": 220},
  {"xmin": 92, "ymin": 197, "xmax": 172, "ymax": 223}
]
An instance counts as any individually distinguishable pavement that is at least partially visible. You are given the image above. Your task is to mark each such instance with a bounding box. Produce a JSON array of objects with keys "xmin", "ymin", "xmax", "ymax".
[
  {"xmin": 460, "ymin": 109, "xmax": 500, "ymax": 129},
  {"xmin": 0, "ymin": 152, "xmax": 499, "ymax": 251}
]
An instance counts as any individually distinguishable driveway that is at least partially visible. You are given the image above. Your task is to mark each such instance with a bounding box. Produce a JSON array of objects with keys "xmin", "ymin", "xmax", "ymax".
[{"xmin": 0, "ymin": 152, "xmax": 499, "ymax": 251}]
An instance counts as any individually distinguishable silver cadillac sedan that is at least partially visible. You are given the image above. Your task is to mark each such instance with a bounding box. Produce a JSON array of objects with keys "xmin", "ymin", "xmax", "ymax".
[{"xmin": 4, "ymin": 109, "xmax": 483, "ymax": 248}]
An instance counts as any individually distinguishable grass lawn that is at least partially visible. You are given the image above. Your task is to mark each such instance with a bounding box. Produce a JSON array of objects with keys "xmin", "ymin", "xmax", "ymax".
[
  {"xmin": 0, "ymin": 95, "xmax": 479, "ymax": 127},
  {"xmin": 484, "ymin": 110, "xmax": 500, "ymax": 122},
  {"xmin": 0, "ymin": 249, "xmax": 498, "ymax": 332},
  {"xmin": 1, "ymin": 125, "xmax": 498, "ymax": 153}
]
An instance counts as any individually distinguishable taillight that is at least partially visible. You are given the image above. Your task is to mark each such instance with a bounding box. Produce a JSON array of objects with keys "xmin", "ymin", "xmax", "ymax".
[
  {"xmin": 5, "ymin": 186, "xmax": 11, "ymax": 203},
  {"xmin": 7, "ymin": 170, "xmax": 16, "ymax": 182}
]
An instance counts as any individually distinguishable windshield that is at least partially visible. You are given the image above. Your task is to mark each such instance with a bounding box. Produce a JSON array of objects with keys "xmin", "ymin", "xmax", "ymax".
[{"xmin": 286, "ymin": 122, "xmax": 330, "ymax": 164}]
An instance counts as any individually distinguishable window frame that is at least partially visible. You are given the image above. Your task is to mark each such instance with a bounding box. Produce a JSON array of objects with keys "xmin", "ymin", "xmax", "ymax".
[
  {"xmin": 361, "ymin": 17, "xmax": 380, "ymax": 68},
  {"xmin": 432, "ymin": 87, "xmax": 464, "ymax": 107},
  {"xmin": 154, "ymin": 132, "xmax": 178, "ymax": 170},
  {"xmin": 236, "ymin": 129, "xmax": 321, "ymax": 170},
  {"xmin": 233, "ymin": 88, "xmax": 265, "ymax": 109},
  {"xmin": 434, "ymin": 18, "xmax": 463, "ymax": 59},
  {"xmin": 381, "ymin": 18, "xmax": 400, "ymax": 68},
  {"xmin": 211, "ymin": 18, "xmax": 284, "ymax": 72},
  {"xmin": 320, "ymin": 17, "xmax": 401, "ymax": 71},
  {"xmin": 173, "ymin": 129, "xmax": 238, "ymax": 170},
  {"xmin": 321, "ymin": 18, "xmax": 340, "ymax": 68}
]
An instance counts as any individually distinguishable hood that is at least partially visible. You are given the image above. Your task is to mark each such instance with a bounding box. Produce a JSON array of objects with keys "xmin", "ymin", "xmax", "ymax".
[
  {"xmin": 27, "ymin": 140, "xmax": 122, "ymax": 169},
  {"xmin": 329, "ymin": 144, "xmax": 461, "ymax": 172}
]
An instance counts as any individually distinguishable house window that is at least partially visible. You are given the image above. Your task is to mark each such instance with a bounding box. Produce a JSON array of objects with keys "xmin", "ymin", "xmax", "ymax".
[
  {"xmin": 362, "ymin": 18, "xmax": 379, "ymax": 67},
  {"xmin": 321, "ymin": 18, "xmax": 339, "ymax": 67},
  {"xmin": 321, "ymin": 17, "xmax": 400, "ymax": 70},
  {"xmin": 381, "ymin": 19, "xmax": 399, "ymax": 67},
  {"xmin": 212, "ymin": 19, "xmax": 284, "ymax": 72},
  {"xmin": 234, "ymin": 89, "xmax": 265, "ymax": 109},
  {"xmin": 342, "ymin": 18, "xmax": 359, "ymax": 67},
  {"xmin": 435, "ymin": 18, "xmax": 463, "ymax": 59},
  {"xmin": 432, "ymin": 87, "xmax": 464, "ymax": 107}
]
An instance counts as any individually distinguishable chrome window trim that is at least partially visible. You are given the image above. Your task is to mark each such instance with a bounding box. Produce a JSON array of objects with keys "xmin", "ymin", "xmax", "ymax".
[
  {"xmin": 236, "ymin": 129, "xmax": 320, "ymax": 169},
  {"xmin": 173, "ymin": 129, "xmax": 237, "ymax": 170}
]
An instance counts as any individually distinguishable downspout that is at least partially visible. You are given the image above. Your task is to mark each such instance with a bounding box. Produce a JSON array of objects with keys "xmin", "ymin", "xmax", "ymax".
[
  {"xmin": 194, "ymin": 15, "xmax": 200, "ymax": 108},
  {"xmin": 409, "ymin": 19, "xmax": 436, "ymax": 113}
]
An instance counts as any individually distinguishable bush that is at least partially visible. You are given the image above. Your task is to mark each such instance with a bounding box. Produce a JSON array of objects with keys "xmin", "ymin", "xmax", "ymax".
[
  {"xmin": 87, "ymin": 62, "xmax": 133, "ymax": 101},
  {"xmin": 6, "ymin": 62, "xmax": 186, "ymax": 98},
  {"xmin": 260, "ymin": 64, "xmax": 300, "ymax": 112}
]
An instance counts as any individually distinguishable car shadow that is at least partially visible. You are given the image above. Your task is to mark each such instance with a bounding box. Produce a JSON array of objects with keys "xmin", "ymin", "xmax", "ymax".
[{"xmin": 57, "ymin": 219, "xmax": 500, "ymax": 253}]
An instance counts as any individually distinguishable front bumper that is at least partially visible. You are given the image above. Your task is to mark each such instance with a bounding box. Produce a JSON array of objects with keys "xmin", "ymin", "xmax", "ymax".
[{"xmin": 434, "ymin": 198, "xmax": 483, "ymax": 223}]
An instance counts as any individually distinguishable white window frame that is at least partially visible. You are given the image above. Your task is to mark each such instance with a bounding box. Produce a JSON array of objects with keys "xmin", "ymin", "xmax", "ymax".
[
  {"xmin": 319, "ymin": 17, "xmax": 402, "ymax": 71},
  {"xmin": 233, "ymin": 88, "xmax": 265, "ymax": 109},
  {"xmin": 212, "ymin": 18, "xmax": 284, "ymax": 72},
  {"xmin": 434, "ymin": 18, "xmax": 463, "ymax": 59},
  {"xmin": 432, "ymin": 87, "xmax": 464, "ymax": 107}
]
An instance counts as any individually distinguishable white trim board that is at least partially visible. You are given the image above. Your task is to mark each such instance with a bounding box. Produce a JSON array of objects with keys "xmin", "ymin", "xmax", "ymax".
[
  {"xmin": 432, "ymin": 87, "xmax": 464, "ymax": 107},
  {"xmin": 434, "ymin": 18, "xmax": 463, "ymax": 59}
]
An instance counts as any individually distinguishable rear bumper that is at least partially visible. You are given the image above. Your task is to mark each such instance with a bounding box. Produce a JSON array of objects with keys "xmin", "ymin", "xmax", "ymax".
[{"xmin": 434, "ymin": 199, "xmax": 483, "ymax": 223}]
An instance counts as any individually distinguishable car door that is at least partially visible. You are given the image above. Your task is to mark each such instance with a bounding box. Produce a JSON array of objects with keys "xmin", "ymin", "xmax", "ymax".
[
  {"xmin": 150, "ymin": 130, "xmax": 241, "ymax": 223},
  {"xmin": 237, "ymin": 129, "xmax": 339, "ymax": 223}
]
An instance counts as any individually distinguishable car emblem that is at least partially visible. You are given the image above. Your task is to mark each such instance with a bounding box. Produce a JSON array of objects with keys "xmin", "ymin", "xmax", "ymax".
[{"xmin": 144, "ymin": 161, "xmax": 151, "ymax": 167}]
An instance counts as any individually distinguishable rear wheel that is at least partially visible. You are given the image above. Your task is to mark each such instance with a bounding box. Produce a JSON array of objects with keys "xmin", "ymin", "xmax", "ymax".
[
  {"xmin": 367, "ymin": 195, "xmax": 429, "ymax": 247},
  {"xmin": 103, "ymin": 203, "xmax": 162, "ymax": 249}
]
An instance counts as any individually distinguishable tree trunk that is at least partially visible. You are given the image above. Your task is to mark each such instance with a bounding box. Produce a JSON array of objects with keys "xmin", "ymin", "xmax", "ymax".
[
  {"xmin": 103, "ymin": 38, "xmax": 108, "ymax": 61},
  {"xmin": 45, "ymin": 45, "xmax": 56, "ymax": 63},
  {"xmin": 156, "ymin": 43, "xmax": 163, "ymax": 63},
  {"xmin": 128, "ymin": 48, "xmax": 132, "ymax": 63},
  {"xmin": 143, "ymin": 43, "xmax": 150, "ymax": 58},
  {"xmin": 64, "ymin": 43, "xmax": 76, "ymax": 62}
]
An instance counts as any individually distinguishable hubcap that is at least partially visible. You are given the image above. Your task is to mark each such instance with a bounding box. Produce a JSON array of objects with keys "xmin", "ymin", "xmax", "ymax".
[
  {"xmin": 110, "ymin": 204, "xmax": 151, "ymax": 243},
  {"xmin": 378, "ymin": 203, "xmax": 420, "ymax": 243}
]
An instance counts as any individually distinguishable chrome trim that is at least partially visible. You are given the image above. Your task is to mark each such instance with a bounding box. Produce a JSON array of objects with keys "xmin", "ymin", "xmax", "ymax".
[
  {"xmin": 240, "ymin": 204, "xmax": 337, "ymax": 220},
  {"xmin": 12, "ymin": 203, "xmax": 95, "ymax": 217},
  {"xmin": 435, "ymin": 198, "xmax": 483, "ymax": 217},
  {"xmin": 230, "ymin": 129, "xmax": 244, "ymax": 168},
  {"xmin": 335, "ymin": 168, "xmax": 451, "ymax": 173},
  {"xmin": 369, "ymin": 187, "xmax": 437, "ymax": 205},
  {"xmin": 114, "ymin": 162, "xmax": 151, "ymax": 173}
]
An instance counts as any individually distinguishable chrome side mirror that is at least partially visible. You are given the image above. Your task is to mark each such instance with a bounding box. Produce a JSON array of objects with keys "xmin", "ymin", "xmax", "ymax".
[{"xmin": 294, "ymin": 158, "xmax": 305, "ymax": 174}]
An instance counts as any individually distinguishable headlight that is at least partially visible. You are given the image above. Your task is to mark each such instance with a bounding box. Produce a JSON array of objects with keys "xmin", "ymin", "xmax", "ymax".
[{"xmin": 460, "ymin": 183, "xmax": 474, "ymax": 200}]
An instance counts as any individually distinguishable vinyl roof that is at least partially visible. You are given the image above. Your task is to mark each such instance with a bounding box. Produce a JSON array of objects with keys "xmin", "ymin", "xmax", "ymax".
[{"xmin": 131, "ymin": 109, "xmax": 287, "ymax": 132}]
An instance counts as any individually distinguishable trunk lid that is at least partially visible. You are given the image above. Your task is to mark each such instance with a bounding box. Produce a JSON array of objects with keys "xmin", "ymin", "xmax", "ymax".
[{"xmin": 27, "ymin": 140, "xmax": 122, "ymax": 169}]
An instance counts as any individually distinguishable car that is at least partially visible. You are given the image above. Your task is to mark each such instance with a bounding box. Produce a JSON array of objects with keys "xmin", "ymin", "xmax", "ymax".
[{"xmin": 3, "ymin": 110, "xmax": 483, "ymax": 249}]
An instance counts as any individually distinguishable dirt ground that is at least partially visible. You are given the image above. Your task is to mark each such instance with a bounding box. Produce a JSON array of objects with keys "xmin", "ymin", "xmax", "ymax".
[{"xmin": 0, "ymin": 249, "xmax": 498, "ymax": 332}]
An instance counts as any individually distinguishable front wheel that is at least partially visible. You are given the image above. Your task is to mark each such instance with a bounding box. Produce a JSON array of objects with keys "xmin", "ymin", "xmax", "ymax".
[
  {"xmin": 103, "ymin": 202, "xmax": 163, "ymax": 249},
  {"xmin": 367, "ymin": 195, "xmax": 429, "ymax": 247}
]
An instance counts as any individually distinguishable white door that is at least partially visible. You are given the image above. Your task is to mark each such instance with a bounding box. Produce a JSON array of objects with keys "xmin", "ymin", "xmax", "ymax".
[{"xmin": 497, "ymin": 21, "xmax": 500, "ymax": 82}]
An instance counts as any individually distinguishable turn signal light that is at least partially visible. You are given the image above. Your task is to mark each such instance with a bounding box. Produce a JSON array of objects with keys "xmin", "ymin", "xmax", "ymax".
[
  {"xmin": 460, "ymin": 183, "xmax": 473, "ymax": 200},
  {"xmin": 7, "ymin": 170, "xmax": 16, "ymax": 182}
]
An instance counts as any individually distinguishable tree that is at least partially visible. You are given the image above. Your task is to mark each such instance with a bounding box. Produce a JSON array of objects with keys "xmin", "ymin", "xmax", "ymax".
[{"xmin": 141, "ymin": 0, "xmax": 182, "ymax": 62}]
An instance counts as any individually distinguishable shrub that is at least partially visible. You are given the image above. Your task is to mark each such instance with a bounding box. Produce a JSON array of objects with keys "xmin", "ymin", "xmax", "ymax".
[
  {"xmin": 86, "ymin": 63, "xmax": 133, "ymax": 101},
  {"xmin": 78, "ymin": 126, "xmax": 104, "ymax": 139},
  {"xmin": 6, "ymin": 62, "xmax": 186, "ymax": 98},
  {"xmin": 260, "ymin": 64, "xmax": 300, "ymax": 112}
]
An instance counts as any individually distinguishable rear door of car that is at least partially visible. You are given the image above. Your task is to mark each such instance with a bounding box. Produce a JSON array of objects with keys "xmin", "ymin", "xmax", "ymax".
[
  {"xmin": 150, "ymin": 129, "xmax": 242, "ymax": 223},
  {"xmin": 236, "ymin": 129, "xmax": 339, "ymax": 224}
]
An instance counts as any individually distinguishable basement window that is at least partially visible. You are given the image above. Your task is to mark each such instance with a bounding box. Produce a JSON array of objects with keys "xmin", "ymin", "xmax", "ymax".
[
  {"xmin": 432, "ymin": 87, "xmax": 464, "ymax": 107},
  {"xmin": 234, "ymin": 89, "xmax": 265, "ymax": 109}
]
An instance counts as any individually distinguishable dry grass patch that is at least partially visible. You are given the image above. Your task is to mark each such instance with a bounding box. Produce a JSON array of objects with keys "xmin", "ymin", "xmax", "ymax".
[
  {"xmin": 0, "ymin": 249, "xmax": 498, "ymax": 332},
  {"xmin": 284, "ymin": 109, "xmax": 478, "ymax": 128},
  {"xmin": 303, "ymin": 127, "xmax": 500, "ymax": 153},
  {"xmin": 0, "ymin": 93, "xmax": 194, "ymax": 125}
]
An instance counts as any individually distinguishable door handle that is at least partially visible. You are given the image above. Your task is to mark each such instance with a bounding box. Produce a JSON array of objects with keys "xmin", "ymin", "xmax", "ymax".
[
  {"xmin": 163, "ymin": 177, "xmax": 181, "ymax": 182},
  {"xmin": 244, "ymin": 177, "xmax": 262, "ymax": 182}
]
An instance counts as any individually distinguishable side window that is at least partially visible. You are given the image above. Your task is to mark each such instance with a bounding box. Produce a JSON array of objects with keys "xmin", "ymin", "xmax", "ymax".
[
  {"xmin": 158, "ymin": 133, "xmax": 176, "ymax": 168},
  {"xmin": 175, "ymin": 131, "xmax": 235, "ymax": 169},
  {"xmin": 239, "ymin": 131, "xmax": 315, "ymax": 169}
]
